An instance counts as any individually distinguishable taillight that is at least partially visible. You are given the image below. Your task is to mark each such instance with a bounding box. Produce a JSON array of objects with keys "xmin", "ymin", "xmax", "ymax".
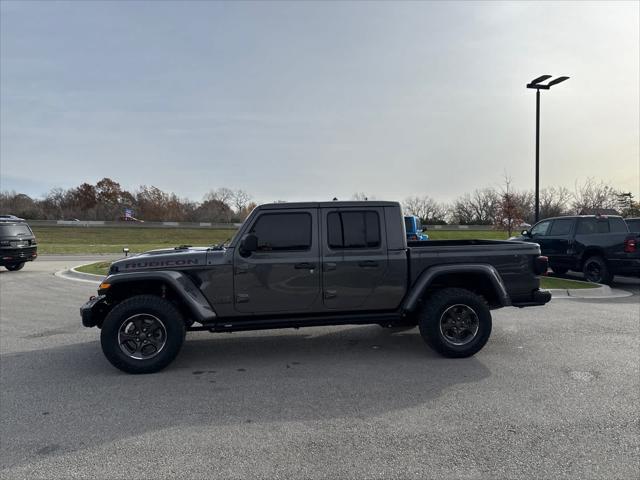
[
  {"xmin": 624, "ymin": 238, "xmax": 637, "ymax": 253},
  {"xmin": 534, "ymin": 255, "xmax": 549, "ymax": 275}
]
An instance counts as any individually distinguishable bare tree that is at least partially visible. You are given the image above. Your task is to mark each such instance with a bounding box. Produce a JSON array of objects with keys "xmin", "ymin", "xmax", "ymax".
[
  {"xmin": 572, "ymin": 178, "xmax": 619, "ymax": 214},
  {"xmin": 194, "ymin": 199, "xmax": 233, "ymax": 222},
  {"xmin": 452, "ymin": 188, "xmax": 499, "ymax": 225},
  {"xmin": 231, "ymin": 189, "xmax": 251, "ymax": 213},
  {"xmin": 351, "ymin": 192, "xmax": 371, "ymax": 201},
  {"xmin": 403, "ymin": 195, "xmax": 448, "ymax": 224},
  {"xmin": 0, "ymin": 192, "xmax": 42, "ymax": 219},
  {"xmin": 538, "ymin": 186, "xmax": 571, "ymax": 220},
  {"xmin": 205, "ymin": 187, "xmax": 234, "ymax": 205},
  {"xmin": 494, "ymin": 175, "xmax": 531, "ymax": 236}
]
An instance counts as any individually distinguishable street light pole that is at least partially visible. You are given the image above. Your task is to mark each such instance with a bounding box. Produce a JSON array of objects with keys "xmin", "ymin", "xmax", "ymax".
[
  {"xmin": 526, "ymin": 75, "xmax": 569, "ymax": 223},
  {"xmin": 535, "ymin": 88, "xmax": 540, "ymax": 223}
]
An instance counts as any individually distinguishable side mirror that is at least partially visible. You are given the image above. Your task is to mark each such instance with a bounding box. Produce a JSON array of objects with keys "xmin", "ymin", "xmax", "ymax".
[
  {"xmin": 521, "ymin": 230, "xmax": 530, "ymax": 237},
  {"xmin": 239, "ymin": 234, "xmax": 258, "ymax": 257}
]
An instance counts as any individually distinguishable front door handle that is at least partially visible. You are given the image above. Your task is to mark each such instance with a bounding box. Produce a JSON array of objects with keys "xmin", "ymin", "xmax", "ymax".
[
  {"xmin": 235, "ymin": 263, "xmax": 249, "ymax": 274},
  {"xmin": 358, "ymin": 260, "xmax": 378, "ymax": 268},
  {"xmin": 294, "ymin": 262, "xmax": 316, "ymax": 270}
]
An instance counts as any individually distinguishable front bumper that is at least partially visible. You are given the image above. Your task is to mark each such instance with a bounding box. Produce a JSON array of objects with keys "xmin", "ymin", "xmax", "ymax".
[
  {"xmin": 511, "ymin": 289, "xmax": 552, "ymax": 308},
  {"xmin": 80, "ymin": 295, "xmax": 108, "ymax": 328},
  {"xmin": 0, "ymin": 246, "xmax": 37, "ymax": 265}
]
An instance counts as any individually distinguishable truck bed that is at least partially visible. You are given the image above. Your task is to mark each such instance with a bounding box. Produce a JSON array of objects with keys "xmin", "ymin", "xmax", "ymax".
[{"xmin": 407, "ymin": 239, "xmax": 542, "ymax": 303}]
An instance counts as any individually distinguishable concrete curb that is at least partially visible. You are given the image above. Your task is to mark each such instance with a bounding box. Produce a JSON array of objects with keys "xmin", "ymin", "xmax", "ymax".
[
  {"xmin": 54, "ymin": 263, "xmax": 104, "ymax": 284},
  {"xmin": 548, "ymin": 284, "xmax": 633, "ymax": 299}
]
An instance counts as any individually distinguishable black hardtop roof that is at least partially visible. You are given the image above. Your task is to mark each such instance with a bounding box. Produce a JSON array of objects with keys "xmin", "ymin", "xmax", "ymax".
[
  {"xmin": 540, "ymin": 214, "xmax": 624, "ymax": 222},
  {"xmin": 258, "ymin": 200, "xmax": 401, "ymax": 210}
]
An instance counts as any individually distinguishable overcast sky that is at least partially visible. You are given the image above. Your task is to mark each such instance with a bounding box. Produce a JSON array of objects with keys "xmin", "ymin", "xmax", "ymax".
[{"xmin": 1, "ymin": 0, "xmax": 638, "ymax": 204}]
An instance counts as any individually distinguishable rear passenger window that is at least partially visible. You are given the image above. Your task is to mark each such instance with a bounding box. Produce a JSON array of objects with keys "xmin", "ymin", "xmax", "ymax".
[
  {"xmin": 328, "ymin": 211, "xmax": 381, "ymax": 249},
  {"xmin": 576, "ymin": 218, "xmax": 610, "ymax": 234},
  {"xmin": 609, "ymin": 217, "xmax": 629, "ymax": 233},
  {"xmin": 249, "ymin": 213, "xmax": 312, "ymax": 251},
  {"xmin": 549, "ymin": 219, "xmax": 573, "ymax": 236}
]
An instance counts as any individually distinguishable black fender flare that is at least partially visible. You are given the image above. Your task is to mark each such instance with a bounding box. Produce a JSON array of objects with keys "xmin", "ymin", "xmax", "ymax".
[
  {"xmin": 101, "ymin": 271, "xmax": 217, "ymax": 323},
  {"xmin": 402, "ymin": 264, "xmax": 511, "ymax": 312}
]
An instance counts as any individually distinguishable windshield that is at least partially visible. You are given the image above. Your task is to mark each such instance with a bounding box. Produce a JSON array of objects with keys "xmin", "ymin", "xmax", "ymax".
[{"xmin": 0, "ymin": 224, "xmax": 33, "ymax": 237}]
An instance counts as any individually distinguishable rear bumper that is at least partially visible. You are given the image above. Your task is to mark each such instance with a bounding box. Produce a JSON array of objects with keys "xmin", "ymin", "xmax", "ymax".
[
  {"xmin": 511, "ymin": 289, "xmax": 552, "ymax": 308},
  {"xmin": 609, "ymin": 258, "xmax": 640, "ymax": 277},
  {"xmin": 0, "ymin": 246, "xmax": 37, "ymax": 266}
]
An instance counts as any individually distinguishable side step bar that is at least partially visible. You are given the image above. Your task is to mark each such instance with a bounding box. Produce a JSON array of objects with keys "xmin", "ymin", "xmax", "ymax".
[{"xmin": 188, "ymin": 312, "xmax": 404, "ymax": 333}]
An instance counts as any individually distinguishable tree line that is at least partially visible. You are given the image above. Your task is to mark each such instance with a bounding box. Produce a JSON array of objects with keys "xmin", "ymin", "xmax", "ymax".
[
  {"xmin": 0, "ymin": 178, "xmax": 256, "ymax": 223},
  {"xmin": 1, "ymin": 177, "xmax": 638, "ymax": 231},
  {"xmin": 400, "ymin": 177, "xmax": 639, "ymax": 235}
]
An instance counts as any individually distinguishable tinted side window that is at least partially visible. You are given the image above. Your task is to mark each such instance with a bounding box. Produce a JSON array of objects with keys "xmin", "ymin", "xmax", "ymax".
[
  {"xmin": 328, "ymin": 211, "xmax": 381, "ymax": 249},
  {"xmin": 609, "ymin": 217, "xmax": 628, "ymax": 233},
  {"xmin": 549, "ymin": 218, "xmax": 573, "ymax": 236},
  {"xmin": 250, "ymin": 213, "xmax": 312, "ymax": 251},
  {"xmin": 626, "ymin": 219, "xmax": 640, "ymax": 233},
  {"xmin": 531, "ymin": 220, "xmax": 551, "ymax": 237},
  {"xmin": 576, "ymin": 218, "xmax": 596, "ymax": 234},
  {"xmin": 576, "ymin": 218, "xmax": 610, "ymax": 234}
]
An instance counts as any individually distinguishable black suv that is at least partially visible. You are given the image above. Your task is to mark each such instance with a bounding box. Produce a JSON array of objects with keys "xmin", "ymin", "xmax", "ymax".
[
  {"xmin": 513, "ymin": 215, "xmax": 639, "ymax": 283},
  {"xmin": 0, "ymin": 216, "xmax": 38, "ymax": 271}
]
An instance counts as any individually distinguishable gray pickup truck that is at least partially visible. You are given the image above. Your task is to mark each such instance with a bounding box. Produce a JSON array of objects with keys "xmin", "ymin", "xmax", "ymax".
[{"xmin": 81, "ymin": 201, "xmax": 551, "ymax": 373}]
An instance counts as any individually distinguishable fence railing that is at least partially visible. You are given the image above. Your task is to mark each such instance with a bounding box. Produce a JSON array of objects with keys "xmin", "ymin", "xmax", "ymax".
[
  {"xmin": 28, "ymin": 220, "xmax": 242, "ymax": 229},
  {"xmin": 28, "ymin": 220, "xmax": 499, "ymax": 231}
]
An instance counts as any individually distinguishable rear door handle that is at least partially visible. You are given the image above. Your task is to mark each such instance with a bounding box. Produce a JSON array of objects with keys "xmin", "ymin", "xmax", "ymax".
[
  {"xmin": 358, "ymin": 260, "xmax": 378, "ymax": 268},
  {"xmin": 294, "ymin": 262, "xmax": 315, "ymax": 269}
]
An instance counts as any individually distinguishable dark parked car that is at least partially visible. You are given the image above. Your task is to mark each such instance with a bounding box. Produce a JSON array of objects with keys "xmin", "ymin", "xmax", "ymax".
[
  {"xmin": 81, "ymin": 200, "xmax": 551, "ymax": 374},
  {"xmin": 513, "ymin": 215, "xmax": 640, "ymax": 283},
  {"xmin": 0, "ymin": 218, "xmax": 38, "ymax": 271}
]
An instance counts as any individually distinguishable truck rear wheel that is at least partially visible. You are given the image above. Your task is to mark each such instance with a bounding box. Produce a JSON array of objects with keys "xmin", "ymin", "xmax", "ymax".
[
  {"xmin": 418, "ymin": 288, "xmax": 492, "ymax": 358},
  {"xmin": 100, "ymin": 295, "xmax": 186, "ymax": 374},
  {"xmin": 5, "ymin": 262, "xmax": 25, "ymax": 271},
  {"xmin": 582, "ymin": 255, "xmax": 612, "ymax": 284}
]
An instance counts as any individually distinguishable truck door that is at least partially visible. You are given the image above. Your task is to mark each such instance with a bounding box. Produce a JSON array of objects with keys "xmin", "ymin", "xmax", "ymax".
[
  {"xmin": 544, "ymin": 218, "xmax": 575, "ymax": 268},
  {"xmin": 233, "ymin": 209, "xmax": 321, "ymax": 314},
  {"xmin": 321, "ymin": 207, "xmax": 388, "ymax": 310}
]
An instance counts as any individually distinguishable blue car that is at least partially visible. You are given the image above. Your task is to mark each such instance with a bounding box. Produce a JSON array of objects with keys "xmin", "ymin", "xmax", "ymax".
[{"xmin": 404, "ymin": 215, "xmax": 429, "ymax": 241}]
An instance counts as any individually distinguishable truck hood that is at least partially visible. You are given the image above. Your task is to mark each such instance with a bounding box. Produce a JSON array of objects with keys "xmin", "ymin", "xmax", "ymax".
[{"xmin": 111, "ymin": 246, "xmax": 212, "ymax": 273}]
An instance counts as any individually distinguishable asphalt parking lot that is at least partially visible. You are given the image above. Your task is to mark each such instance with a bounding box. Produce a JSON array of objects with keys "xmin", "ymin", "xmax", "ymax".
[{"xmin": 1, "ymin": 256, "xmax": 638, "ymax": 479}]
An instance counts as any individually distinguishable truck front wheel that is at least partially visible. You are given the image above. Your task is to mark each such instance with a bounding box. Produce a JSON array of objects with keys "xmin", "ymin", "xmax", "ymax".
[
  {"xmin": 100, "ymin": 295, "xmax": 186, "ymax": 374},
  {"xmin": 418, "ymin": 288, "xmax": 492, "ymax": 358}
]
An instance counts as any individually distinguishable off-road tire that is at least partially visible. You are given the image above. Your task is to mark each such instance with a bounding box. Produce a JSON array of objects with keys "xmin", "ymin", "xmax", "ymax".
[
  {"xmin": 5, "ymin": 263, "xmax": 25, "ymax": 271},
  {"xmin": 100, "ymin": 295, "xmax": 186, "ymax": 374},
  {"xmin": 418, "ymin": 288, "xmax": 492, "ymax": 358},
  {"xmin": 582, "ymin": 255, "xmax": 612, "ymax": 285}
]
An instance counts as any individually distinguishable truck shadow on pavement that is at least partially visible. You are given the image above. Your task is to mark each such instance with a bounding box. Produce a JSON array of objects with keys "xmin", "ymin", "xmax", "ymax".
[{"xmin": 1, "ymin": 325, "xmax": 491, "ymax": 471}]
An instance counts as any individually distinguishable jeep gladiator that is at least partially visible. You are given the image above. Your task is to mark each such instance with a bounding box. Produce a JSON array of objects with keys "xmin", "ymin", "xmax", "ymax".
[{"xmin": 81, "ymin": 201, "xmax": 551, "ymax": 373}]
